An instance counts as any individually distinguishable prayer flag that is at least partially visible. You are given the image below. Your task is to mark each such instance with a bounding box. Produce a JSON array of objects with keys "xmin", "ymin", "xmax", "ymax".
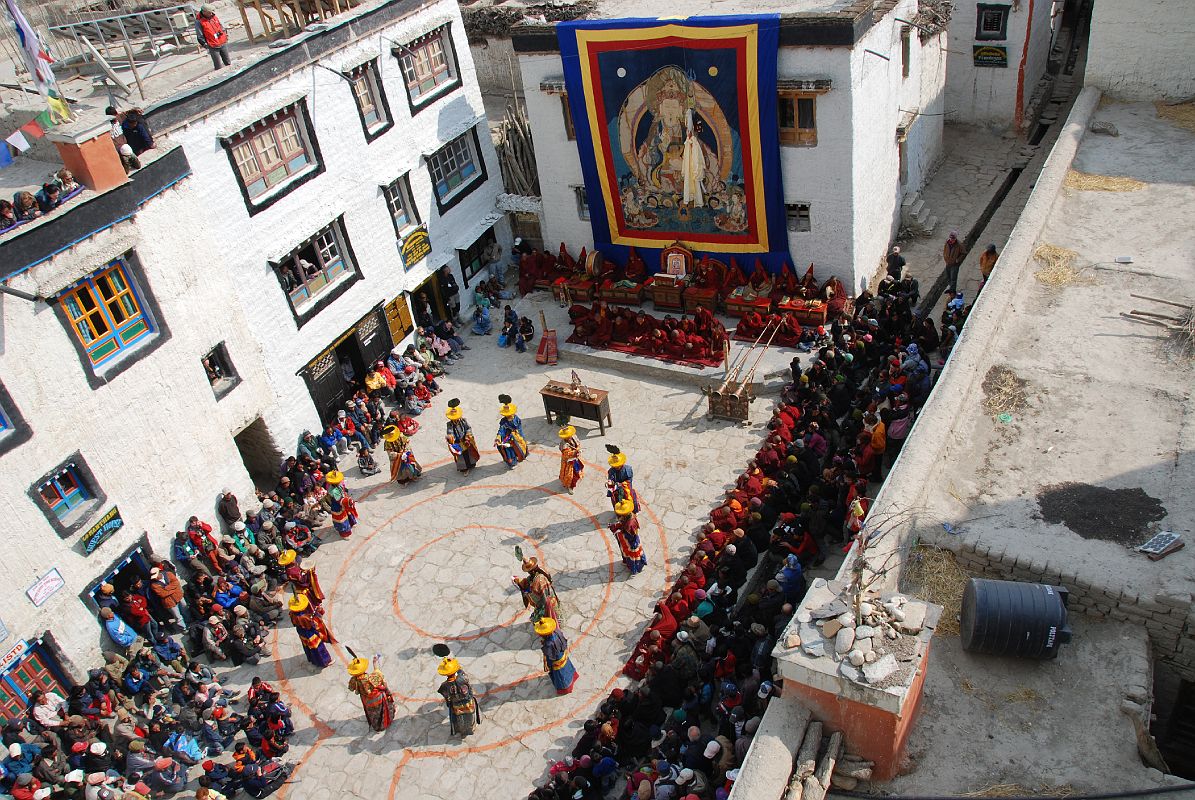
[
  {"xmin": 19, "ymin": 119, "xmax": 44, "ymax": 139},
  {"xmin": 47, "ymin": 93, "xmax": 71, "ymax": 122},
  {"xmin": 0, "ymin": 146, "xmax": 12, "ymax": 168},
  {"xmin": 35, "ymin": 110, "xmax": 54, "ymax": 129},
  {"xmin": 5, "ymin": 0, "xmax": 70, "ymax": 121},
  {"xmin": 5, "ymin": 130, "xmax": 30, "ymax": 152}
]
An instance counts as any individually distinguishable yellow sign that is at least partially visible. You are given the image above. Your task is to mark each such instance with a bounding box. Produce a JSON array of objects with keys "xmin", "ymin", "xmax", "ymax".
[
  {"xmin": 400, "ymin": 225, "xmax": 432, "ymax": 268},
  {"xmin": 385, "ymin": 295, "xmax": 415, "ymax": 343},
  {"xmin": 973, "ymin": 45, "xmax": 1008, "ymax": 68}
]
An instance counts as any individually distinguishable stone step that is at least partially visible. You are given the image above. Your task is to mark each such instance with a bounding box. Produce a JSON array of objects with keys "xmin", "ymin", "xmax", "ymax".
[
  {"xmin": 901, "ymin": 192, "xmax": 921, "ymax": 208},
  {"xmin": 907, "ymin": 198, "xmax": 926, "ymax": 218}
]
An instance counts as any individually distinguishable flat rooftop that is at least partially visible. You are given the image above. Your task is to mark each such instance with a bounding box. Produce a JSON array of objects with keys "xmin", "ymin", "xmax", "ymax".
[
  {"xmin": 592, "ymin": 0, "xmax": 861, "ymax": 16},
  {"xmin": 878, "ymin": 98, "xmax": 1195, "ymax": 792}
]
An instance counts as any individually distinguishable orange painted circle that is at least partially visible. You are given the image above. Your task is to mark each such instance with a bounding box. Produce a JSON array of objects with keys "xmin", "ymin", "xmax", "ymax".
[{"xmin": 390, "ymin": 525, "xmax": 544, "ymax": 642}]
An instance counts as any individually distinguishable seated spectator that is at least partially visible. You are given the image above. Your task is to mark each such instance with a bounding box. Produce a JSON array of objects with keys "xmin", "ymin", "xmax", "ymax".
[
  {"xmin": 34, "ymin": 183, "xmax": 61, "ymax": 214},
  {"xmin": 13, "ymin": 191, "xmax": 41, "ymax": 221}
]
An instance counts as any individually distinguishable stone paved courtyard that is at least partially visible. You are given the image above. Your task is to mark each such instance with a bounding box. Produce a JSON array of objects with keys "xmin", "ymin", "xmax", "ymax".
[{"xmin": 261, "ymin": 336, "xmax": 765, "ymax": 800}]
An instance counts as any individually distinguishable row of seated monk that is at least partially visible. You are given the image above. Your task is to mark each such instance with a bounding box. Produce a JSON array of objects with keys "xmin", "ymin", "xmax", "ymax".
[
  {"xmin": 518, "ymin": 243, "xmax": 845, "ymax": 301},
  {"xmin": 569, "ymin": 303, "xmax": 729, "ymax": 360}
]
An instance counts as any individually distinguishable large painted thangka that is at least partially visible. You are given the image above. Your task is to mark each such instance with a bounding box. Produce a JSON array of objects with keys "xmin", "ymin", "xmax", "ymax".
[{"xmin": 558, "ymin": 15, "xmax": 790, "ymax": 271}]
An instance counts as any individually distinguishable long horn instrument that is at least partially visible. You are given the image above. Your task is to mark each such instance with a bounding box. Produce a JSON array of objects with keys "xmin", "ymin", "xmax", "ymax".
[
  {"xmin": 725, "ymin": 321, "xmax": 774, "ymax": 387},
  {"xmin": 738, "ymin": 322, "xmax": 781, "ymax": 395}
]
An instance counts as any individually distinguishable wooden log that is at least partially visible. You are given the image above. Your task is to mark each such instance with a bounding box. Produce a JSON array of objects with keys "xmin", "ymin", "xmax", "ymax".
[
  {"xmin": 813, "ymin": 730, "xmax": 844, "ymax": 789},
  {"xmin": 784, "ymin": 776, "xmax": 805, "ymax": 800},
  {"xmin": 834, "ymin": 762, "xmax": 873, "ymax": 780},
  {"xmin": 794, "ymin": 721, "xmax": 822, "ymax": 780}
]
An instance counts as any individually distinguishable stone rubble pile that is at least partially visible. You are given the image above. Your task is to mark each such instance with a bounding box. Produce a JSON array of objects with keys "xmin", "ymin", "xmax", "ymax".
[{"xmin": 780, "ymin": 577, "xmax": 932, "ymax": 688}]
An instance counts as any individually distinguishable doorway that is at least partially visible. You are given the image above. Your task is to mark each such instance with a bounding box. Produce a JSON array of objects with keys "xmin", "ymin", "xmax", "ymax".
[
  {"xmin": 234, "ymin": 417, "xmax": 283, "ymax": 488},
  {"xmin": 302, "ymin": 306, "xmax": 393, "ymax": 427},
  {"xmin": 0, "ymin": 641, "xmax": 72, "ymax": 720},
  {"xmin": 412, "ymin": 272, "xmax": 446, "ymax": 327},
  {"xmin": 87, "ymin": 544, "xmax": 153, "ymax": 606},
  {"xmin": 510, "ymin": 211, "xmax": 543, "ymax": 251}
]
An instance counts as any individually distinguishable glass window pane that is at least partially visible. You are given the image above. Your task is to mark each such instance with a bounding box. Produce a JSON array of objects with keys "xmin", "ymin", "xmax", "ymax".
[
  {"xmin": 797, "ymin": 98, "xmax": 815, "ymax": 129},
  {"xmin": 39, "ymin": 485, "xmax": 62, "ymax": 506}
]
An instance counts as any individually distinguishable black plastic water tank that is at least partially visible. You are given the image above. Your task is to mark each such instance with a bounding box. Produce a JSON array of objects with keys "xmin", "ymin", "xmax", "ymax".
[{"xmin": 960, "ymin": 578, "xmax": 1072, "ymax": 659}]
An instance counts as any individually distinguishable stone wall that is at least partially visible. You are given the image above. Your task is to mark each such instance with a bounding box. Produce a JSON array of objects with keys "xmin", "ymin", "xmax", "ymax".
[
  {"xmin": 1085, "ymin": 0, "xmax": 1195, "ymax": 101},
  {"xmin": 942, "ymin": 537, "xmax": 1195, "ymax": 681}
]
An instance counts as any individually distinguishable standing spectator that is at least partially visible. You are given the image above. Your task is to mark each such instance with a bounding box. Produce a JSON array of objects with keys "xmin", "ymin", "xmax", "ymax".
[
  {"xmin": 979, "ymin": 243, "xmax": 999, "ymax": 284},
  {"xmin": 483, "ymin": 238, "xmax": 504, "ymax": 284},
  {"xmin": 885, "ymin": 245, "xmax": 905, "ymax": 281},
  {"xmin": 437, "ymin": 265, "xmax": 461, "ymax": 323},
  {"xmin": 148, "ymin": 566, "xmax": 187, "ymax": 630},
  {"xmin": 194, "ymin": 5, "xmax": 231, "ymax": 71},
  {"xmin": 942, "ymin": 230, "xmax": 966, "ymax": 294}
]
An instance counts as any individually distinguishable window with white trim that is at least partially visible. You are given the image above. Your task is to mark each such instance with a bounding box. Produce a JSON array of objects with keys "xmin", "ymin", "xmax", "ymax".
[
  {"xmin": 349, "ymin": 60, "xmax": 392, "ymax": 139},
  {"xmin": 272, "ymin": 219, "xmax": 360, "ymax": 318},
  {"xmin": 428, "ymin": 132, "xmax": 481, "ymax": 206},
  {"xmin": 31, "ymin": 452, "xmax": 105, "ymax": 536},
  {"xmin": 975, "ymin": 4, "xmax": 1010, "ymax": 40},
  {"xmin": 573, "ymin": 186, "xmax": 590, "ymax": 221},
  {"xmin": 383, "ymin": 175, "xmax": 419, "ymax": 237},
  {"xmin": 396, "ymin": 25, "xmax": 460, "ymax": 108},
  {"xmin": 227, "ymin": 102, "xmax": 319, "ymax": 204}
]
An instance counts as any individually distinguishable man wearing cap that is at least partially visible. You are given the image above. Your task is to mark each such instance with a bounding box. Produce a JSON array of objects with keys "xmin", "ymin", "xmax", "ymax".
[
  {"xmin": 495, "ymin": 395, "xmax": 528, "ymax": 468},
  {"xmin": 942, "ymin": 230, "xmax": 966, "ymax": 294},
  {"xmin": 436, "ymin": 651, "xmax": 480, "ymax": 737},
  {"xmin": 674, "ymin": 766, "xmax": 710, "ymax": 799},
  {"xmin": 10, "ymin": 772, "xmax": 42, "ymax": 800},
  {"xmin": 147, "ymin": 755, "xmax": 187, "ymax": 794},
  {"xmin": 886, "ymin": 245, "xmax": 906, "ymax": 281},
  {"xmin": 535, "ymin": 617, "xmax": 579, "ymax": 695},
  {"xmin": 194, "ymin": 4, "xmax": 230, "ymax": 71},
  {"xmin": 335, "ymin": 409, "xmax": 372, "ymax": 452},
  {"xmin": 444, "ymin": 399, "xmax": 480, "ymax": 472},
  {"xmin": 217, "ymin": 489, "xmax": 241, "ymax": 532},
  {"xmin": 347, "ymin": 655, "xmax": 395, "ymax": 732},
  {"xmin": 148, "ymin": 565, "xmax": 187, "ymax": 631}
]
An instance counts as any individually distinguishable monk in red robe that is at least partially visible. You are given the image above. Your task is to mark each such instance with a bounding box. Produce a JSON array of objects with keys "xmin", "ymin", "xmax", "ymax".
[
  {"xmin": 736, "ymin": 310, "xmax": 766, "ymax": 339},
  {"xmin": 748, "ymin": 260, "xmax": 773, "ymax": 295},
  {"xmin": 722, "ymin": 258, "xmax": 747, "ymax": 296},
  {"xmin": 772, "ymin": 262, "xmax": 799, "ymax": 300},
  {"xmin": 774, "ymin": 314, "xmax": 802, "ymax": 347},
  {"xmin": 798, "ymin": 263, "xmax": 818, "ymax": 298},
  {"xmin": 666, "ymin": 328, "xmax": 686, "ymax": 359},
  {"xmin": 693, "ymin": 306, "xmax": 716, "ymax": 338},
  {"xmin": 518, "ymin": 251, "xmax": 540, "ymax": 295},
  {"xmin": 625, "ymin": 248, "xmax": 647, "ymax": 283},
  {"xmin": 611, "ymin": 309, "xmax": 631, "ymax": 343},
  {"xmin": 589, "ymin": 303, "xmax": 613, "ymax": 348}
]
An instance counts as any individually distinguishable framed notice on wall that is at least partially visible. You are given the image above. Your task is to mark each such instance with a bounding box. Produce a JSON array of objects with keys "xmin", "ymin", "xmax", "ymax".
[{"xmin": 973, "ymin": 45, "xmax": 1008, "ymax": 68}]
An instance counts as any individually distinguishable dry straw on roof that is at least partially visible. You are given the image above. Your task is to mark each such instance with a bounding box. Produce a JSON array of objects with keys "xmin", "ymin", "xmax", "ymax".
[
  {"xmin": 1033, "ymin": 243, "xmax": 1097, "ymax": 288},
  {"xmin": 1063, "ymin": 169, "xmax": 1146, "ymax": 192},
  {"xmin": 1155, "ymin": 100, "xmax": 1195, "ymax": 133}
]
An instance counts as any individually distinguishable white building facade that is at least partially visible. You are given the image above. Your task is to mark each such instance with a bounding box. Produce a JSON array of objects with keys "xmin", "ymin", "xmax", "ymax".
[
  {"xmin": 514, "ymin": 0, "xmax": 946, "ymax": 292},
  {"xmin": 945, "ymin": 0, "xmax": 1057, "ymax": 130},
  {"xmin": 0, "ymin": 0, "xmax": 505, "ymax": 692}
]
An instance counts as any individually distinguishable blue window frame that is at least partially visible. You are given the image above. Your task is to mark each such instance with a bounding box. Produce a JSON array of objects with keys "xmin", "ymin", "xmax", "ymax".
[
  {"xmin": 0, "ymin": 408, "xmax": 9, "ymax": 433},
  {"xmin": 37, "ymin": 463, "xmax": 91, "ymax": 520},
  {"xmin": 59, "ymin": 259, "xmax": 154, "ymax": 368}
]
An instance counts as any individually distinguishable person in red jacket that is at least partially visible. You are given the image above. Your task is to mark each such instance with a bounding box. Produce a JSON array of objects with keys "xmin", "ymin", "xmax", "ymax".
[{"xmin": 194, "ymin": 5, "xmax": 230, "ymax": 71}]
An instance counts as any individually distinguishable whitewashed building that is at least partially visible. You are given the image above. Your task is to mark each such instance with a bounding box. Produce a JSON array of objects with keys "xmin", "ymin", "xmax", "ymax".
[
  {"xmin": 513, "ymin": 0, "xmax": 948, "ymax": 292},
  {"xmin": 945, "ymin": 0, "xmax": 1058, "ymax": 130},
  {"xmin": 0, "ymin": 0, "xmax": 504, "ymax": 690}
]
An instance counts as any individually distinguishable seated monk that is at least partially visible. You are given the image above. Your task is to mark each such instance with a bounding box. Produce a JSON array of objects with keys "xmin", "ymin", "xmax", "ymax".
[
  {"xmin": 722, "ymin": 258, "xmax": 748, "ymax": 297},
  {"xmin": 557, "ymin": 243, "xmax": 577, "ymax": 274},
  {"xmin": 666, "ymin": 328, "xmax": 686, "ymax": 359},
  {"xmin": 821, "ymin": 276, "xmax": 847, "ymax": 317},
  {"xmin": 589, "ymin": 303, "xmax": 613, "ymax": 348},
  {"xmin": 772, "ymin": 262, "xmax": 799, "ymax": 301},
  {"xmin": 798, "ymin": 263, "xmax": 818, "ymax": 298},
  {"xmin": 774, "ymin": 314, "xmax": 803, "ymax": 347},
  {"xmin": 575, "ymin": 247, "xmax": 589, "ymax": 278},
  {"xmin": 624, "ymin": 248, "xmax": 647, "ymax": 284},
  {"xmin": 708, "ymin": 322, "xmax": 728, "ymax": 357},
  {"xmin": 736, "ymin": 310, "xmax": 766, "ymax": 339},
  {"xmin": 518, "ymin": 251, "xmax": 541, "ymax": 295},
  {"xmin": 694, "ymin": 305, "xmax": 716, "ymax": 338},
  {"xmin": 650, "ymin": 328, "xmax": 668, "ymax": 355},
  {"xmin": 574, "ymin": 314, "xmax": 597, "ymax": 343},
  {"xmin": 686, "ymin": 332, "xmax": 709, "ymax": 359},
  {"xmin": 611, "ymin": 309, "xmax": 631, "ymax": 343},
  {"xmin": 628, "ymin": 312, "xmax": 653, "ymax": 348},
  {"xmin": 748, "ymin": 259, "xmax": 773, "ymax": 296}
]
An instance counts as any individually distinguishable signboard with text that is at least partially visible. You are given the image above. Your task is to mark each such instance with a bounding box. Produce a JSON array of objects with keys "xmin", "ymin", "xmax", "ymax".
[
  {"xmin": 400, "ymin": 225, "xmax": 432, "ymax": 269},
  {"xmin": 0, "ymin": 640, "xmax": 28, "ymax": 674},
  {"xmin": 82, "ymin": 506, "xmax": 123, "ymax": 555},
  {"xmin": 26, "ymin": 569, "xmax": 64, "ymax": 608},
  {"xmin": 973, "ymin": 45, "xmax": 1008, "ymax": 68}
]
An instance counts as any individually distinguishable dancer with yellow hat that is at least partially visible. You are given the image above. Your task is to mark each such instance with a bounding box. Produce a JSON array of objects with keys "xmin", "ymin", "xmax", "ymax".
[
  {"xmin": 383, "ymin": 424, "xmax": 422, "ymax": 484},
  {"xmin": 346, "ymin": 648, "xmax": 395, "ymax": 732},
  {"xmin": 280, "ymin": 550, "xmax": 325, "ymax": 611},
  {"xmin": 557, "ymin": 418, "xmax": 583, "ymax": 494},
  {"xmin": 535, "ymin": 617, "xmax": 579, "ymax": 695},
  {"xmin": 324, "ymin": 470, "xmax": 357, "ymax": 539},
  {"xmin": 444, "ymin": 399, "xmax": 480, "ymax": 473},
  {"xmin": 433, "ymin": 644, "xmax": 480, "ymax": 737},
  {"xmin": 611, "ymin": 500, "xmax": 647, "ymax": 575},
  {"xmin": 605, "ymin": 444, "xmax": 641, "ymax": 513},
  {"xmin": 288, "ymin": 594, "xmax": 333, "ymax": 669},
  {"xmin": 495, "ymin": 394, "xmax": 528, "ymax": 468}
]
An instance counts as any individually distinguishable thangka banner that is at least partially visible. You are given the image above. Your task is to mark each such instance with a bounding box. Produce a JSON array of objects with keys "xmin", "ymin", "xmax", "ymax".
[{"xmin": 558, "ymin": 15, "xmax": 789, "ymax": 270}]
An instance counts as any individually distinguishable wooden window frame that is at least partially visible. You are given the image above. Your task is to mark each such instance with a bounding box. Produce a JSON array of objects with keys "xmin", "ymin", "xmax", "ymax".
[
  {"xmin": 396, "ymin": 25, "xmax": 462, "ymax": 113},
  {"xmin": 561, "ymin": 94, "xmax": 576, "ymax": 141},
  {"xmin": 222, "ymin": 100, "xmax": 323, "ymax": 216},
  {"xmin": 0, "ymin": 377, "xmax": 28, "ymax": 457},
  {"xmin": 59, "ymin": 258, "xmax": 155, "ymax": 369},
  {"xmin": 901, "ymin": 26, "xmax": 911, "ymax": 79},
  {"xmin": 203, "ymin": 341, "xmax": 241, "ymax": 400},
  {"xmin": 975, "ymin": 4, "xmax": 1010, "ymax": 41},
  {"xmin": 785, "ymin": 203, "xmax": 812, "ymax": 233},
  {"xmin": 458, "ymin": 227, "xmax": 497, "ymax": 285},
  {"xmin": 383, "ymin": 174, "xmax": 420, "ymax": 240},
  {"xmin": 426, "ymin": 127, "xmax": 488, "ymax": 214},
  {"xmin": 29, "ymin": 452, "xmax": 107, "ymax": 538},
  {"xmin": 778, "ymin": 91, "xmax": 818, "ymax": 147},
  {"xmin": 573, "ymin": 185, "xmax": 590, "ymax": 220},
  {"xmin": 349, "ymin": 60, "xmax": 393, "ymax": 142},
  {"xmin": 272, "ymin": 217, "xmax": 363, "ymax": 326}
]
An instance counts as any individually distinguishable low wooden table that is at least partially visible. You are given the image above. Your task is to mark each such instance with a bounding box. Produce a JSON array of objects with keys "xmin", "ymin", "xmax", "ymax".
[
  {"xmin": 649, "ymin": 281, "xmax": 684, "ymax": 311},
  {"xmin": 566, "ymin": 278, "xmax": 595, "ymax": 303},
  {"xmin": 684, "ymin": 287, "xmax": 718, "ymax": 314},
  {"xmin": 540, "ymin": 384, "xmax": 613, "ymax": 435},
  {"xmin": 778, "ymin": 299, "xmax": 828, "ymax": 326},
  {"xmin": 597, "ymin": 282, "xmax": 645, "ymax": 306},
  {"xmin": 725, "ymin": 295, "xmax": 773, "ymax": 318}
]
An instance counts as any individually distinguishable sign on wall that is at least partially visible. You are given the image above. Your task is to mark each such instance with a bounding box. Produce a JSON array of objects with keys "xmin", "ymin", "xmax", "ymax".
[
  {"xmin": 0, "ymin": 640, "xmax": 28, "ymax": 674},
  {"xmin": 973, "ymin": 45, "xmax": 1008, "ymax": 68},
  {"xmin": 26, "ymin": 569, "xmax": 65, "ymax": 608},
  {"xmin": 82, "ymin": 506, "xmax": 124, "ymax": 555},
  {"xmin": 400, "ymin": 225, "xmax": 432, "ymax": 268}
]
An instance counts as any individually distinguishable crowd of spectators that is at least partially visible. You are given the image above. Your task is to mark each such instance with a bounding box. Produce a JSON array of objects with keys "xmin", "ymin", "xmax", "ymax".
[{"xmin": 527, "ymin": 273, "xmax": 940, "ymax": 800}]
